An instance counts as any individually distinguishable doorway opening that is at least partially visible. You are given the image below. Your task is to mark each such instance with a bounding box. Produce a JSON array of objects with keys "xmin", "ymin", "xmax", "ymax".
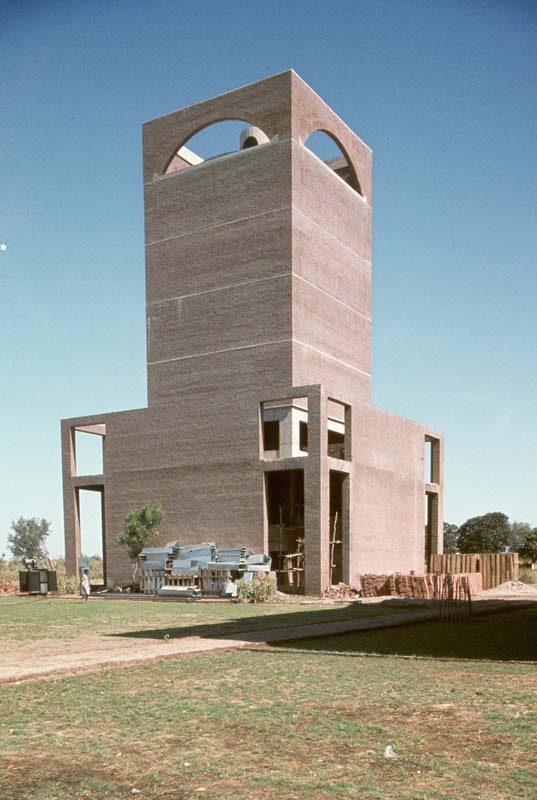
[
  {"xmin": 329, "ymin": 471, "xmax": 348, "ymax": 586},
  {"xmin": 77, "ymin": 487, "xmax": 106, "ymax": 587},
  {"xmin": 265, "ymin": 469, "xmax": 304, "ymax": 593}
]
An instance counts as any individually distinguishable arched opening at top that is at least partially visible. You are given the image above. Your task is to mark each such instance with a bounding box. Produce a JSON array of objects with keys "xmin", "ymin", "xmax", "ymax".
[
  {"xmin": 164, "ymin": 119, "xmax": 269, "ymax": 175},
  {"xmin": 303, "ymin": 130, "xmax": 362, "ymax": 195}
]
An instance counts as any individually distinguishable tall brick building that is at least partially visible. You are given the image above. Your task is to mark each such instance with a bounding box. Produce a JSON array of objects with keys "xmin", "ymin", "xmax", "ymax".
[{"xmin": 62, "ymin": 71, "xmax": 443, "ymax": 593}]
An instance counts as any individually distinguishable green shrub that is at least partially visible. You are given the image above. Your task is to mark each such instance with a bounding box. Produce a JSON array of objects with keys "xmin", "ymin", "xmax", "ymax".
[
  {"xmin": 57, "ymin": 575, "xmax": 80, "ymax": 595},
  {"xmin": 236, "ymin": 575, "xmax": 276, "ymax": 603}
]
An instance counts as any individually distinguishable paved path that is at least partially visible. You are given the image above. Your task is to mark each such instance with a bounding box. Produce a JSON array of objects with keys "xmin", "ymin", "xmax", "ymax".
[{"xmin": 1, "ymin": 597, "xmax": 534, "ymax": 685}]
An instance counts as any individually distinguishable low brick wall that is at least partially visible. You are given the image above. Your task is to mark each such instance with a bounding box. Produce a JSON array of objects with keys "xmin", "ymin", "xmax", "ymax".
[{"xmin": 359, "ymin": 572, "xmax": 482, "ymax": 599}]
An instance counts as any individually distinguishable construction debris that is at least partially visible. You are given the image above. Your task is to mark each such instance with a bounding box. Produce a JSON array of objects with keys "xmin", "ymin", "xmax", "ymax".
[{"xmin": 323, "ymin": 583, "xmax": 360, "ymax": 599}]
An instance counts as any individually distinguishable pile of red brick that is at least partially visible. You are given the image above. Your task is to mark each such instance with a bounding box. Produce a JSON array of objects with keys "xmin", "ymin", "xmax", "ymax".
[
  {"xmin": 0, "ymin": 580, "xmax": 19, "ymax": 595},
  {"xmin": 359, "ymin": 572, "xmax": 482, "ymax": 599}
]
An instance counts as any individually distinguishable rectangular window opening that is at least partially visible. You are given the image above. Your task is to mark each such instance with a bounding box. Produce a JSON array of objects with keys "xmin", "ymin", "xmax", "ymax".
[
  {"xmin": 299, "ymin": 421, "xmax": 308, "ymax": 452},
  {"xmin": 328, "ymin": 429, "xmax": 345, "ymax": 459},
  {"xmin": 327, "ymin": 399, "xmax": 350, "ymax": 461},
  {"xmin": 424, "ymin": 440, "xmax": 432, "ymax": 483},
  {"xmin": 424, "ymin": 435, "xmax": 440, "ymax": 484},
  {"xmin": 263, "ymin": 420, "xmax": 280, "ymax": 452},
  {"xmin": 74, "ymin": 425, "xmax": 105, "ymax": 476},
  {"xmin": 261, "ymin": 397, "xmax": 308, "ymax": 460}
]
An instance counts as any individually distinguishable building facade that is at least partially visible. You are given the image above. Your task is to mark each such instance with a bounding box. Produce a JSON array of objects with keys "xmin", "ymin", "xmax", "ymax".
[{"xmin": 62, "ymin": 71, "xmax": 443, "ymax": 593}]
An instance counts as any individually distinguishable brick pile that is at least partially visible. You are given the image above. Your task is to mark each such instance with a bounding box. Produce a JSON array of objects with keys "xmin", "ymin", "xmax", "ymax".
[
  {"xmin": 359, "ymin": 572, "xmax": 482, "ymax": 599},
  {"xmin": 0, "ymin": 580, "xmax": 18, "ymax": 595}
]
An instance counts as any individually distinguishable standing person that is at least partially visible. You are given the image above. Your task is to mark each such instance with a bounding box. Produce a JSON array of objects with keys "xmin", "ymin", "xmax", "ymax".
[{"xmin": 80, "ymin": 568, "xmax": 90, "ymax": 602}]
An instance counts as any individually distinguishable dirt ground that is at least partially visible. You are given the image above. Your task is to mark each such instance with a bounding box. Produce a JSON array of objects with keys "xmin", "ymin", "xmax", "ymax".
[
  {"xmin": 0, "ymin": 629, "xmax": 242, "ymax": 683},
  {"xmin": 480, "ymin": 579, "xmax": 537, "ymax": 597}
]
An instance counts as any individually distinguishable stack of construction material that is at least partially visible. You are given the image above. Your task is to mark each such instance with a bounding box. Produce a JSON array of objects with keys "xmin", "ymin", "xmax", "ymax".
[
  {"xmin": 430, "ymin": 553, "xmax": 518, "ymax": 590},
  {"xmin": 198, "ymin": 567, "xmax": 234, "ymax": 597},
  {"xmin": 140, "ymin": 541, "xmax": 272, "ymax": 597},
  {"xmin": 360, "ymin": 574, "xmax": 391, "ymax": 597},
  {"xmin": 359, "ymin": 572, "xmax": 482, "ymax": 599},
  {"xmin": 164, "ymin": 573, "xmax": 202, "ymax": 597},
  {"xmin": 171, "ymin": 543, "xmax": 216, "ymax": 575},
  {"xmin": 139, "ymin": 541, "xmax": 182, "ymax": 594}
]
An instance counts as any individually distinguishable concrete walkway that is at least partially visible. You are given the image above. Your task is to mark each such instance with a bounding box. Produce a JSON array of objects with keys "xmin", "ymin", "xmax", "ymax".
[{"xmin": 1, "ymin": 597, "xmax": 534, "ymax": 685}]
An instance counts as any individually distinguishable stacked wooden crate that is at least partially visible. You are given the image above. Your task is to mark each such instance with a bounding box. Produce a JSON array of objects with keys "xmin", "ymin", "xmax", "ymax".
[{"xmin": 429, "ymin": 553, "xmax": 518, "ymax": 590}]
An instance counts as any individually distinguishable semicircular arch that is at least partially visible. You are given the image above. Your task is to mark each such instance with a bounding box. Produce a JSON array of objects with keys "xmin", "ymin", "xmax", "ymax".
[
  {"xmin": 303, "ymin": 128, "xmax": 362, "ymax": 195},
  {"xmin": 163, "ymin": 117, "xmax": 270, "ymax": 175}
]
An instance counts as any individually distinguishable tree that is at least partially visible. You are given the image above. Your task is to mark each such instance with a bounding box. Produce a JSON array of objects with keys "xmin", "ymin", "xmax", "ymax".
[
  {"xmin": 509, "ymin": 521, "xmax": 533, "ymax": 552},
  {"xmin": 457, "ymin": 512, "xmax": 511, "ymax": 554},
  {"xmin": 117, "ymin": 503, "xmax": 164, "ymax": 580},
  {"xmin": 519, "ymin": 529, "xmax": 537, "ymax": 564},
  {"xmin": 7, "ymin": 517, "xmax": 50, "ymax": 559},
  {"xmin": 443, "ymin": 522, "xmax": 459, "ymax": 554}
]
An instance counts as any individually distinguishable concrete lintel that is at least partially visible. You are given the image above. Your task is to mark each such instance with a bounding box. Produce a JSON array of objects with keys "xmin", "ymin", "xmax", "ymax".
[
  {"xmin": 61, "ymin": 407, "xmax": 146, "ymax": 429},
  {"xmin": 261, "ymin": 457, "xmax": 309, "ymax": 472},
  {"xmin": 326, "ymin": 393, "xmax": 353, "ymax": 410},
  {"xmin": 75, "ymin": 423, "xmax": 106, "ymax": 436},
  {"xmin": 327, "ymin": 457, "xmax": 351, "ymax": 474},
  {"xmin": 71, "ymin": 475, "xmax": 105, "ymax": 489},
  {"xmin": 259, "ymin": 384, "xmax": 321, "ymax": 405}
]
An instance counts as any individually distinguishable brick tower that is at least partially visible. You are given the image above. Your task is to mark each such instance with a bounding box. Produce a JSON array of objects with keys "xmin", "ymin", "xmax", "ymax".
[{"xmin": 62, "ymin": 71, "xmax": 443, "ymax": 592}]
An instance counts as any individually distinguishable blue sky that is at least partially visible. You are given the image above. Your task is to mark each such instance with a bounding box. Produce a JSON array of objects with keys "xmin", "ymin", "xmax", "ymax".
[{"xmin": 1, "ymin": 0, "xmax": 535, "ymax": 557}]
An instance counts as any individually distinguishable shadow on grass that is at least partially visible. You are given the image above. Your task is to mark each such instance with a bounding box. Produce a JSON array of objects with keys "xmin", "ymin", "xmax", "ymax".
[
  {"xmin": 109, "ymin": 599, "xmax": 421, "ymax": 642},
  {"xmin": 110, "ymin": 598, "xmax": 536, "ymax": 658},
  {"xmin": 270, "ymin": 606, "xmax": 537, "ymax": 662}
]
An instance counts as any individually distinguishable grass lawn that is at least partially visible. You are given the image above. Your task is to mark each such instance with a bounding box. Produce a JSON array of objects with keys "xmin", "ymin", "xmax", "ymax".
[
  {"xmin": 1, "ymin": 599, "xmax": 536, "ymax": 799},
  {"xmin": 1, "ymin": 648, "xmax": 536, "ymax": 800},
  {"xmin": 0, "ymin": 595, "xmax": 405, "ymax": 642},
  {"xmin": 274, "ymin": 608, "xmax": 537, "ymax": 662}
]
